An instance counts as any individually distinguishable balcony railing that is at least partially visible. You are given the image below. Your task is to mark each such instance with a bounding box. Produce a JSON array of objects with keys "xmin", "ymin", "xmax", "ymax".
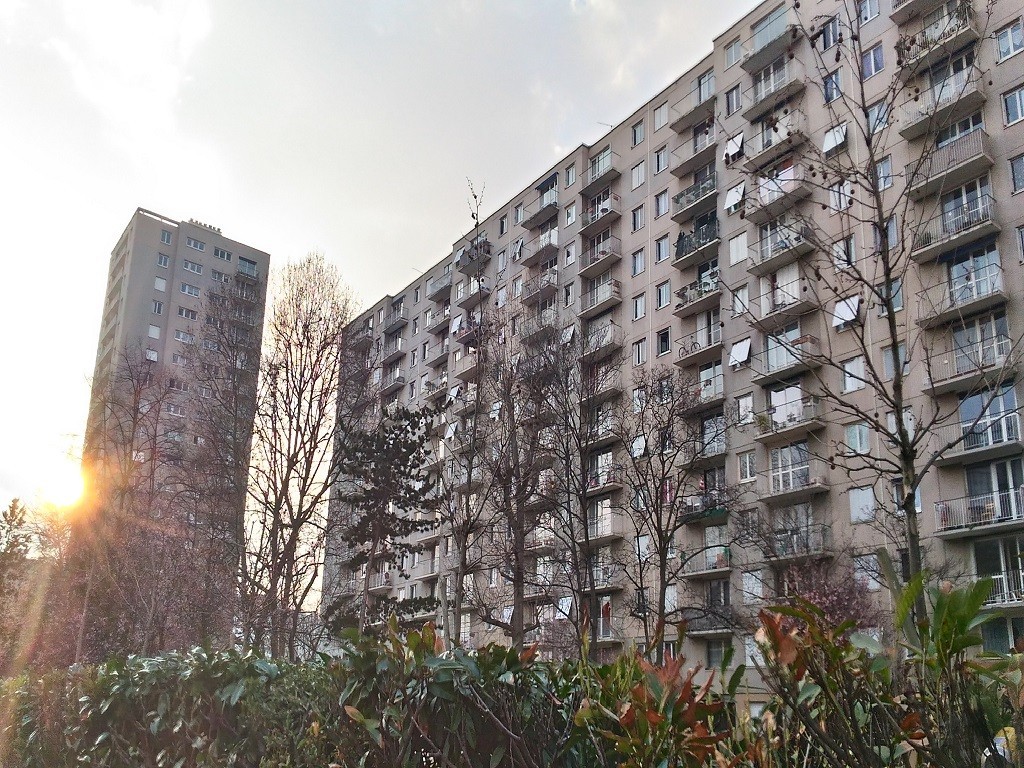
[
  {"xmin": 906, "ymin": 129, "xmax": 992, "ymax": 198},
  {"xmin": 675, "ymin": 274, "xmax": 720, "ymax": 310},
  {"xmin": 910, "ymin": 195, "xmax": 997, "ymax": 260},
  {"xmin": 521, "ymin": 308, "xmax": 559, "ymax": 341},
  {"xmin": 673, "ymin": 220, "xmax": 720, "ymax": 268},
  {"xmin": 981, "ymin": 569, "xmax": 1024, "ymax": 607},
  {"xmin": 766, "ymin": 524, "xmax": 831, "ymax": 559},
  {"xmin": 670, "ymin": 81, "xmax": 717, "ymax": 132},
  {"xmin": 580, "ymin": 236, "xmax": 622, "ymax": 277},
  {"xmin": 684, "ymin": 547, "xmax": 731, "ymax": 575},
  {"xmin": 926, "ymin": 337, "xmax": 1012, "ymax": 392},
  {"xmin": 919, "ymin": 263, "xmax": 1003, "ymax": 320},
  {"xmin": 938, "ymin": 413, "xmax": 1021, "ymax": 456},
  {"xmin": 672, "ymin": 125, "xmax": 717, "ymax": 175},
  {"xmin": 746, "ymin": 109, "xmax": 806, "ymax": 162},
  {"xmin": 383, "ymin": 306, "xmax": 409, "ymax": 331},
  {"xmin": 587, "ymin": 466, "xmax": 622, "ymax": 491},
  {"xmin": 677, "ymin": 326, "xmax": 722, "ymax": 361},
  {"xmin": 581, "ymin": 194, "xmax": 622, "ymax": 230},
  {"xmin": 426, "ymin": 272, "xmax": 453, "ymax": 300},
  {"xmin": 584, "ymin": 324, "xmax": 623, "ymax": 356},
  {"xmin": 368, "ymin": 570, "xmax": 392, "ymax": 590},
  {"xmin": 743, "ymin": 61, "xmax": 805, "ymax": 121},
  {"xmin": 936, "ymin": 489, "xmax": 1024, "ymax": 534},
  {"xmin": 756, "ymin": 398, "xmax": 823, "ymax": 436},
  {"xmin": 381, "ymin": 337, "xmax": 405, "ymax": 360},
  {"xmin": 522, "ymin": 270, "xmax": 559, "ymax": 302},
  {"xmin": 673, "ymin": 173, "xmax": 717, "ymax": 217},
  {"xmin": 752, "ymin": 335, "xmax": 820, "ymax": 379},
  {"xmin": 582, "ymin": 280, "xmax": 622, "ymax": 313},
  {"xmin": 583, "ymin": 152, "xmax": 621, "ymax": 196},
  {"xmin": 896, "ymin": 3, "xmax": 976, "ymax": 70},
  {"xmin": 900, "ymin": 67, "xmax": 984, "ymax": 138},
  {"xmin": 749, "ymin": 222, "xmax": 813, "ymax": 273}
]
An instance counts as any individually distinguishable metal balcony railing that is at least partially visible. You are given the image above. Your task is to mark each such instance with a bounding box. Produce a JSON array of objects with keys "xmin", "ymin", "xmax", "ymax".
[
  {"xmin": 936, "ymin": 489, "xmax": 1024, "ymax": 533},
  {"xmin": 673, "ymin": 173, "xmax": 717, "ymax": 214},
  {"xmin": 674, "ymin": 220, "xmax": 720, "ymax": 263},
  {"xmin": 919, "ymin": 263, "xmax": 1002, "ymax": 317},
  {"xmin": 910, "ymin": 195, "xmax": 996, "ymax": 255},
  {"xmin": 582, "ymin": 280, "xmax": 622, "ymax": 312},
  {"xmin": 938, "ymin": 412, "xmax": 1021, "ymax": 454}
]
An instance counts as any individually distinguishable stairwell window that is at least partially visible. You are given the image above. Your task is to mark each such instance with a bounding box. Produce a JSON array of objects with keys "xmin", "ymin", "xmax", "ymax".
[
  {"xmin": 631, "ymin": 120, "xmax": 645, "ymax": 146},
  {"xmin": 632, "ymin": 338, "xmax": 647, "ymax": 366},
  {"xmin": 1011, "ymin": 154, "xmax": 1024, "ymax": 193},
  {"xmin": 631, "ymin": 205, "xmax": 645, "ymax": 232},
  {"xmin": 824, "ymin": 69, "xmax": 842, "ymax": 104},
  {"xmin": 725, "ymin": 85, "xmax": 742, "ymax": 116},
  {"xmin": 157, "ymin": 253, "xmax": 170, "ymax": 268}
]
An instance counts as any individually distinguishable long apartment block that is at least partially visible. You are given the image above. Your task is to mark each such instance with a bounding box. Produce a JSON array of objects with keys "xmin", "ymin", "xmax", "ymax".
[{"xmin": 327, "ymin": 0, "xmax": 1024, "ymax": 693}]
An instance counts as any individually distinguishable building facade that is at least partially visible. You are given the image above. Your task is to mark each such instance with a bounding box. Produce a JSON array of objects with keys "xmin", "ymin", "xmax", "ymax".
[{"xmin": 326, "ymin": 0, "xmax": 1024, "ymax": 703}]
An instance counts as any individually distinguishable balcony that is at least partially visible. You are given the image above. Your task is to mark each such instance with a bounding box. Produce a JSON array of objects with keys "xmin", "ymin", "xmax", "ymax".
[
  {"xmin": 918, "ymin": 263, "xmax": 1006, "ymax": 329},
  {"xmin": 672, "ymin": 220, "xmax": 720, "ymax": 272},
  {"xmin": 757, "ymin": 277, "xmax": 817, "ymax": 331},
  {"xmin": 526, "ymin": 526, "xmax": 558, "ymax": 551},
  {"xmin": 347, "ymin": 325, "xmax": 373, "ymax": 350},
  {"xmin": 896, "ymin": 4, "xmax": 979, "ymax": 76},
  {"xmin": 586, "ymin": 514, "xmax": 624, "ymax": 545},
  {"xmin": 910, "ymin": 196, "xmax": 999, "ymax": 263},
  {"xmin": 680, "ymin": 605, "xmax": 734, "ymax": 637},
  {"xmin": 741, "ymin": 11, "xmax": 803, "ymax": 73},
  {"xmin": 368, "ymin": 570, "xmax": 393, "ymax": 591},
  {"xmin": 582, "ymin": 371, "xmax": 623, "ymax": 406},
  {"xmin": 521, "ymin": 270, "xmax": 559, "ymax": 304},
  {"xmin": 682, "ymin": 548, "xmax": 732, "ymax": 579},
  {"xmin": 683, "ymin": 493, "xmax": 729, "ymax": 526},
  {"xmin": 424, "ymin": 377, "xmax": 449, "ymax": 402},
  {"xmin": 452, "ymin": 383, "xmax": 477, "ymax": 416},
  {"xmin": 891, "ymin": 0, "xmax": 950, "ymax": 25},
  {"xmin": 581, "ymin": 152, "xmax": 621, "ymax": 197},
  {"xmin": 906, "ymin": 130, "xmax": 993, "ymax": 200},
  {"xmin": 671, "ymin": 126, "xmax": 717, "ymax": 178},
  {"xmin": 425, "ymin": 308, "xmax": 451, "ymax": 335},
  {"xmin": 380, "ymin": 371, "xmax": 406, "ymax": 396},
  {"xmin": 457, "ymin": 280, "xmax": 491, "ymax": 310},
  {"xmin": 521, "ymin": 189, "xmax": 559, "ymax": 230},
  {"xmin": 680, "ymin": 374, "xmax": 726, "ymax": 414},
  {"xmin": 673, "ymin": 275, "xmax": 721, "ymax": 319},
  {"xmin": 751, "ymin": 335, "xmax": 822, "ymax": 386},
  {"xmin": 579, "ymin": 194, "xmax": 622, "ymax": 237},
  {"xmin": 520, "ymin": 308, "xmax": 560, "ymax": 343},
  {"xmin": 586, "ymin": 466, "xmax": 624, "ymax": 497},
  {"xmin": 454, "ymin": 351, "xmax": 481, "ymax": 381},
  {"xmin": 521, "ymin": 229, "xmax": 560, "ymax": 267},
  {"xmin": 683, "ymin": 436, "xmax": 728, "ymax": 467},
  {"xmin": 980, "ymin": 569, "xmax": 1024, "ymax": 609},
  {"xmin": 670, "ymin": 84, "xmax": 717, "ymax": 133},
  {"xmin": 579, "ymin": 236, "xmax": 622, "ymax": 279},
  {"xmin": 743, "ymin": 109, "xmax": 808, "ymax": 171},
  {"xmin": 675, "ymin": 327, "xmax": 723, "ymax": 368},
  {"xmin": 580, "ymin": 280, "xmax": 623, "ymax": 320},
  {"xmin": 754, "ymin": 398, "xmax": 826, "ymax": 444},
  {"xmin": 455, "ymin": 240, "xmax": 493, "ymax": 275},
  {"xmin": 744, "ymin": 165, "xmax": 811, "ymax": 224},
  {"xmin": 747, "ymin": 222, "xmax": 814, "ymax": 277},
  {"xmin": 923, "ymin": 338, "xmax": 1013, "ymax": 396},
  {"xmin": 671, "ymin": 173, "xmax": 717, "ymax": 224},
  {"xmin": 382, "ymin": 306, "xmax": 409, "ymax": 334},
  {"xmin": 381, "ymin": 337, "xmax": 407, "ymax": 364},
  {"xmin": 582, "ymin": 324, "xmax": 624, "ymax": 363},
  {"xmin": 590, "ymin": 563, "xmax": 623, "ymax": 593},
  {"xmin": 934, "ymin": 413, "xmax": 1023, "ymax": 467},
  {"xmin": 584, "ymin": 418, "xmax": 617, "ymax": 451},
  {"xmin": 453, "ymin": 319, "xmax": 482, "ymax": 346},
  {"xmin": 935, "ymin": 489, "xmax": 1024, "ymax": 539},
  {"xmin": 741, "ymin": 60, "xmax": 806, "ymax": 123},
  {"xmin": 426, "ymin": 272, "xmax": 453, "ymax": 301},
  {"xmin": 899, "ymin": 68, "xmax": 986, "ymax": 140},
  {"xmin": 764, "ymin": 524, "xmax": 832, "ymax": 562},
  {"xmin": 425, "ymin": 340, "xmax": 450, "ymax": 368}
]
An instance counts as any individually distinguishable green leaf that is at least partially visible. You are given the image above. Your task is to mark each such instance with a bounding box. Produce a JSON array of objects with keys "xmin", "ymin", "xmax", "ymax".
[
  {"xmin": 849, "ymin": 632, "xmax": 885, "ymax": 655},
  {"xmin": 489, "ymin": 744, "xmax": 506, "ymax": 767}
]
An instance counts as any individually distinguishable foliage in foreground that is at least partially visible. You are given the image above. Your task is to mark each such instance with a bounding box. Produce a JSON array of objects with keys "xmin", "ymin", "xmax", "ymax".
[{"xmin": 4, "ymin": 581, "xmax": 1023, "ymax": 767}]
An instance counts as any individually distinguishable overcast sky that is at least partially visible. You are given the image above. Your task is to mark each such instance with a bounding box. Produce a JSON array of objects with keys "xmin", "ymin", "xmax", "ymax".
[{"xmin": 0, "ymin": 0, "xmax": 761, "ymax": 505}]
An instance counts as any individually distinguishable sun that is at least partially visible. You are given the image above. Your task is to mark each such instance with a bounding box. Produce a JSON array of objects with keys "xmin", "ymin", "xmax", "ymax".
[{"xmin": 42, "ymin": 462, "xmax": 86, "ymax": 509}]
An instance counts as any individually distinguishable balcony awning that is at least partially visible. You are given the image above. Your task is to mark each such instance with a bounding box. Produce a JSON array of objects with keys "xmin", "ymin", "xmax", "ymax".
[
  {"xmin": 724, "ymin": 133, "xmax": 744, "ymax": 162},
  {"xmin": 535, "ymin": 171, "xmax": 558, "ymax": 191},
  {"xmin": 823, "ymin": 123, "xmax": 847, "ymax": 155},
  {"xmin": 728, "ymin": 338, "xmax": 752, "ymax": 367},
  {"xmin": 630, "ymin": 435, "xmax": 647, "ymax": 458},
  {"xmin": 724, "ymin": 182, "xmax": 745, "ymax": 210},
  {"xmin": 450, "ymin": 315, "xmax": 464, "ymax": 334},
  {"xmin": 831, "ymin": 295, "xmax": 861, "ymax": 327},
  {"xmin": 489, "ymin": 401, "xmax": 502, "ymax": 420},
  {"xmin": 444, "ymin": 422, "xmax": 458, "ymax": 440},
  {"xmin": 511, "ymin": 238, "xmax": 524, "ymax": 260},
  {"xmin": 561, "ymin": 325, "xmax": 576, "ymax": 344},
  {"xmin": 449, "ymin": 384, "xmax": 462, "ymax": 400}
]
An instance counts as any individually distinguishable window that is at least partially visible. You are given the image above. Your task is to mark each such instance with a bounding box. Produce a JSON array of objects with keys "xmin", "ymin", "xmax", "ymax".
[
  {"xmin": 565, "ymin": 164, "xmax": 576, "ymax": 187},
  {"xmin": 512, "ymin": 276, "xmax": 523, "ymax": 297},
  {"xmin": 745, "ymin": 636, "xmax": 764, "ymax": 667},
  {"xmin": 843, "ymin": 356, "xmax": 866, "ymax": 391},
  {"xmin": 631, "ymin": 205, "xmax": 645, "ymax": 232},
  {"xmin": 729, "ymin": 232, "xmax": 747, "ymax": 265},
  {"xmin": 1018, "ymin": 225, "xmax": 1024, "ymax": 260},
  {"xmin": 631, "ymin": 160, "xmax": 646, "ymax": 189},
  {"xmin": 654, "ymin": 102, "xmax": 669, "ymax": 130},
  {"xmin": 654, "ymin": 145, "xmax": 668, "ymax": 174},
  {"xmin": 739, "ymin": 450, "xmax": 756, "ymax": 482},
  {"xmin": 514, "ymin": 203, "xmax": 524, "ymax": 224},
  {"xmin": 861, "ymin": 44, "xmax": 884, "ymax": 79},
  {"xmin": 867, "ymin": 100, "xmax": 889, "ymax": 134},
  {"xmin": 656, "ymin": 281, "xmax": 671, "ymax": 309},
  {"xmin": 214, "ymin": 246, "xmax": 231, "ymax": 261},
  {"xmin": 829, "ymin": 180, "xmax": 852, "ymax": 211},
  {"xmin": 1011, "ymin": 154, "xmax": 1024, "ymax": 193},
  {"xmin": 877, "ymin": 278, "xmax": 904, "ymax": 315},
  {"xmin": 171, "ymin": 352, "xmax": 187, "ymax": 366},
  {"xmin": 631, "ymin": 248, "xmax": 645, "ymax": 275},
  {"xmin": 174, "ymin": 329, "xmax": 194, "ymax": 344},
  {"xmin": 564, "ymin": 241, "xmax": 576, "ymax": 265},
  {"xmin": 211, "ymin": 269, "xmax": 229, "ymax": 283},
  {"xmin": 873, "ymin": 217, "xmax": 898, "ymax": 253},
  {"xmin": 145, "ymin": 348, "xmax": 158, "ymax": 362},
  {"xmin": 844, "ymin": 422, "xmax": 871, "ymax": 455},
  {"xmin": 737, "ymin": 392, "xmax": 754, "ymax": 423},
  {"xmin": 824, "ymin": 69, "xmax": 841, "ymax": 103},
  {"xmin": 886, "ymin": 409, "xmax": 917, "ymax": 443},
  {"xmin": 180, "ymin": 283, "xmax": 200, "ymax": 297},
  {"xmin": 154, "ymin": 276, "xmax": 166, "ymax": 292},
  {"xmin": 1004, "ymin": 85, "xmax": 1024, "ymax": 124},
  {"xmin": 497, "ymin": 214, "xmax": 508, "ymax": 236},
  {"xmin": 565, "ymin": 203, "xmax": 577, "ymax": 225},
  {"xmin": 875, "ymin": 156, "xmax": 893, "ymax": 190},
  {"xmin": 654, "ymin": 190, "xmax": 669, "ymax": 218},
  {"xmin": 157, "ymin": 253, "xmax": 169, "ymax": 268},
  {"xmin": 183, "ymin": 259, "xmax": 202, "ymax": 275},
  {"xmin": 997, "ymin": 19, "xmax": 1024, "ymax": 61},
  {"xmin": 655, "ymin": 235, "xmax": 670, "ymax": 263},
  {"xmin": 410, "ymin": 348, "xmax": 418, "ymax": 366},
  {"xmin": 725, "ymin": 38, "xmax": 742, "ymax": 68},
  {"xmin": 632, "ymin": 293, "xmax": 646, "ymax": 320},
  {"xmin": 160, "ymin": 229, "xmax": 172, "ymax": 245},
  {"xmin": 821, "ymin": 16, "xmax": 839, "ymax": 50},
  {"xmin": 632, "ymin": 386, "xmax": 646, "ymax": 413},
  {"xmin": 631, "ymin": 120, "xmax": 645, "ymax": 146},
  {"xmin": 152, "ymin": 300, "xmax": 163, "ymax": 315},
  {"xmin": 632, "ymin": 338, "xmax": 647, "ymax": 366},
  {"xmin": 732, "ymin": 284, "xmax": 749, "ymax": 316},
  {"xmin": 833, "ymin": 235, "xmax": 856, "ymax": 269},
  {"xmin": 857, "ymin": 0, "xmax": 879, "ymax": 23},
  {"xmin": 854, "ymin": 554, "xmax": 882, "ymax": 591},
  {"xmin": 177, "ymin": 307, "xmax": 198, "ymax": 321},
  {"xmin": 743, "ymin": 571, "xmax": 764, "ymax": 604},
  {"xmin": 656, "ymin": 328, "xmax": 671, "ymax": 356},
  {"xmin": 563, "ymin": 284, "xmax": 574, "ymax": 307},
  {"xmin": 725, "ymin": 85, "xmax": 742, "ymax": 115},
  {"xmin": 883, "ymin": 343, "xmax": 907, "ymax": 380},
  {"xmin": 185, "ymin": 236, "xmax": 205, "ymax": 251},
  {"xmin": 148, "ymin": 324, "xmax": 160, "ymax": 339}
]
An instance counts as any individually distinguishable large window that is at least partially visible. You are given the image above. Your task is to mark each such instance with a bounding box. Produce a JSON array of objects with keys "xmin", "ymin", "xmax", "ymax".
[{"xmin": 769, "ymin": 441, "xmax": 810, "ymax": 493}]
